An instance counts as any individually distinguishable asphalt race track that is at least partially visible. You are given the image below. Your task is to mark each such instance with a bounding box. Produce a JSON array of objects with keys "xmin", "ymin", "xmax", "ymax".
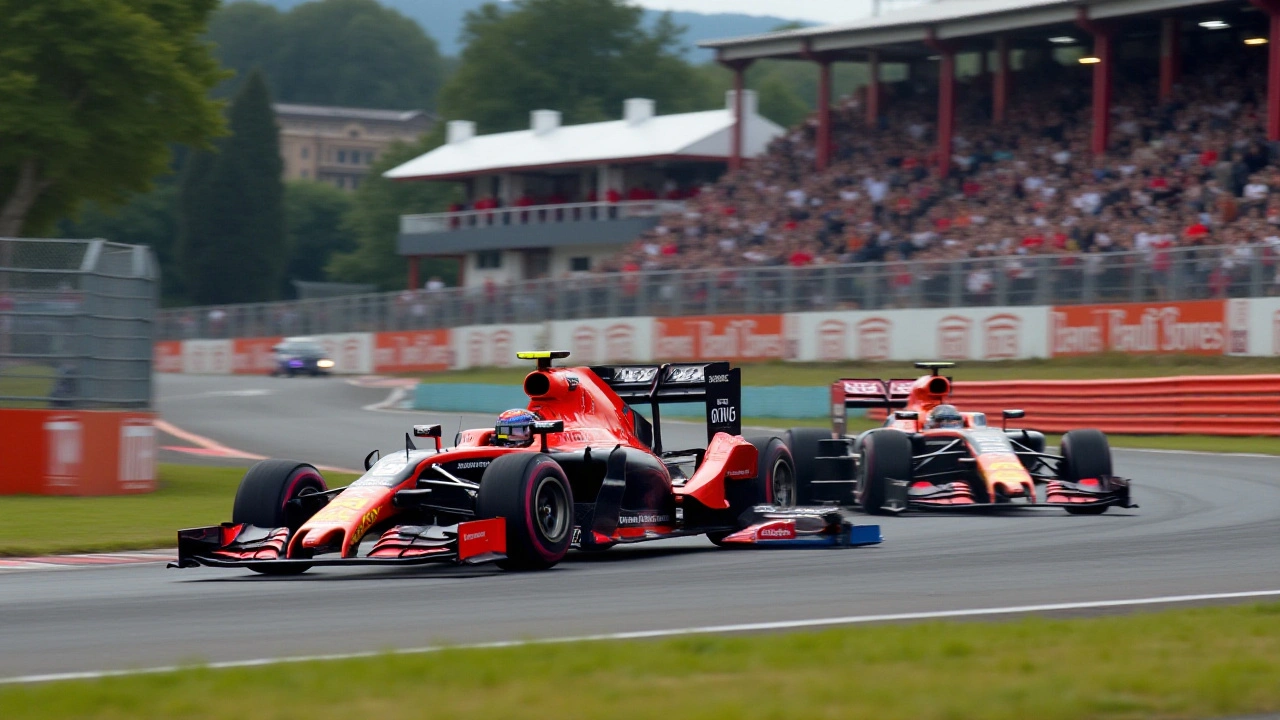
[{"xmin": 2, "ymin": 372, "xmax": 1279, "ymax": 681}]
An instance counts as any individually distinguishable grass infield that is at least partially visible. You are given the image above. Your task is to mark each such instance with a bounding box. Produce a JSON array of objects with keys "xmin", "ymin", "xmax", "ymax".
[
  {"xmin": 0, "ymin": 464, "xmax": 357, "ymax": 557},
  {"xmin": 2, "ymin": 603, "xmax": 1279, "ymax": 719}
]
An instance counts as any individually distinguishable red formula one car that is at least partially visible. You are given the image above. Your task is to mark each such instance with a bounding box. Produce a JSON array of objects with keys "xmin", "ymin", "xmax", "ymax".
[
  {"xmin": 781, "ymin": 362, "xmax": 1136, "ymax": 515},
  {"xmin": 172, "ymin": 352, "xmax": 881, "ymax": 574}
]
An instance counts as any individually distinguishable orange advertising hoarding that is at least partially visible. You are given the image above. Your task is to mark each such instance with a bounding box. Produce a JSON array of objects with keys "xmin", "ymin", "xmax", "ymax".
[
  {"xmin": 232, "ymin": 336, "xmax": 283, "ymax": 375},
  {"xmin": 153, "ymin": 341, "xmax": 183, "ymax": 373},
  {"xmin": 653, "ymin": 315, "xmax": 788, "ymax": 362},
  {"xmin": 1049, "ymin": 300, "xmax": 1234, "ymax": 356},
  {"xmin": 372, "ymin": 329, "xmax": 453, "ymax": 373},
  {"xmin": 0, "ymin": 410, "xmax": 156, "ymax": 495}
]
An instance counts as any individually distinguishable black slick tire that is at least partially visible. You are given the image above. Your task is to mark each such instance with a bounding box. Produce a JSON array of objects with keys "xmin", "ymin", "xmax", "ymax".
[
  {"xmin": 231, "ymin": 460, "xmax": 328, "ymax": 575},
  {"xmin": 1059, "ymin": 429, "xmax": 1113, "ymax": 515},
  {"xmin": 476, "ymin": 453, "xmax": 574, "ymax": 570},
  {"xmin": 709, "ymin": 436, "xmax": 795, "ymax": 546},
  {"xmin": 857, "ymin": 430, "xmax": 912, "ymax": 515},
  {"xmin": 784, "ymin": 427, "xmax": 831, "ymax": 506}
]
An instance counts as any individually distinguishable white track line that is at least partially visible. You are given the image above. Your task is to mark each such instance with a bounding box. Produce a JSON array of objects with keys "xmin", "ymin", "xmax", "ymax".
[{"xmin": 5, "ymin": 588, "xmax": 1279, "ymax": 686}]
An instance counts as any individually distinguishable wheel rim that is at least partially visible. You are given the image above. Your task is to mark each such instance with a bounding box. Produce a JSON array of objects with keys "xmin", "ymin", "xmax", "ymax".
[
  {"xmin": 771, "ymin": 458, "xmax": 796, "ymax": 508},
  {"xmin": 533, "ymin": 476, "xmax": 569, "ymax": 542}
]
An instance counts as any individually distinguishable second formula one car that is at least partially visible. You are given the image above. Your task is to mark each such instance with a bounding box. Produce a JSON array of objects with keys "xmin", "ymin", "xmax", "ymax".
[
  {"xmin": 172, "ymin": 351, "xmax": 881, "ymax": 575},
  {"xmin": 782, "ymin": 362, "xmax": 1136, "ymax": 515}
]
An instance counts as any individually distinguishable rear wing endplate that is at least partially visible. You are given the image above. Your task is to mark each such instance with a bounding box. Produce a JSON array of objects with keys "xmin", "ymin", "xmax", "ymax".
[
  {"xmin": 831, "ymin": 378, "xmax": 915, "ymax": 436},
  {"xmin": 590, "ymin": 362, "xmax": 741, "ymax": 453}
]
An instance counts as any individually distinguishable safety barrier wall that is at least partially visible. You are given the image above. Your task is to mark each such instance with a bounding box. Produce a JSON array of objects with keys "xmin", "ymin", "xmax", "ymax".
[
  {"xmin": 151, "ymin": 298, "xmax": 1280, "ymax": 374},
  {"xmin": 0, "ymin": 409, "xmax": 156, "ymax": 495},
  {"xmin": 864, "ymin": 375, "xmax": 1280, "ymax": 436},
  {"xmin": 413, "ymin": 383, "xmax": 837, "ymax": 419}
]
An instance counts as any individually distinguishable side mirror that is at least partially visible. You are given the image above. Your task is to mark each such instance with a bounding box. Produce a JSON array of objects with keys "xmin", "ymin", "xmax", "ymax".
[
  {"xmin": 530, "ymin": 419, "xmax": 565, "ymax": 452},
  {"xmin": 1002, "ymin": 409, "xmax": 1025, "ymax": 431},
  {"xmin": 413, "ymin": 424, "xmax": 443, "ymax": 451},
  {"xmin": 363, "ymin": 449, "xmax": 381, "ymax": 471},
  {"xmin": 893, "ymin": 410, "xmax": 919, "ymax": 421}
]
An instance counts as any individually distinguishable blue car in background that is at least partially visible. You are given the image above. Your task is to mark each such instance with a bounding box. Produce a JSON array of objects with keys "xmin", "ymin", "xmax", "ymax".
[{"xmin": 271, "ymin": 337, "xmax": 335, "ymax": 377}]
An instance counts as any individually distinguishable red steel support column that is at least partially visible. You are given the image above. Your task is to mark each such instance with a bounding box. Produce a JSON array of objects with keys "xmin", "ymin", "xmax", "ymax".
[
  {"xmin": 866, "ymin": 51, "xmax": 881, "ymax": 129},
  {"xmin": 1077, "ymin": 8, "xmax": 1113, "ymax": 156},
  {"xmin": 993, "ymin": 36, "xmax": 1010, "ymax": 124},
  {"xmin": 925, "ymin": 32, "xmax": 958, "ymax": 178},
  {"xmin": 719, "ymin": 58, "xmax": 754, "ymax": 171},
  {"xmin": 817, "ymin": 59, "xmax": 832, "ymax": 170},
  {"xmin": 408, "ymin": 256, "xmax": 420, "ymax": 290},
  {"xmin": 1159, "ymin": 17, "xmax": 1180, "ymax": 103}
]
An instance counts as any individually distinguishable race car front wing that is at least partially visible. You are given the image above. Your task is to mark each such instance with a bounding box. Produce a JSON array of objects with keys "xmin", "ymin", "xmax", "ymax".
[
  {"xmin": 168, "ymin": 518, "xmax": 507, "ymax": 569},
  {"xmin": 716, "ymin": 506, "xmax": 882, "ymax": 547}
]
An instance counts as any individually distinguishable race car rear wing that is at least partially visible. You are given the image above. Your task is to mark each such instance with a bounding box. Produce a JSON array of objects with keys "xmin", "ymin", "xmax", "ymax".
[
  {"xmin": 831, "ymin": 378, "xmax": 916, "ymax": 436},
  {"xmin": 590, "ymin": 362, "xmax": 741, "ymax": 453}
]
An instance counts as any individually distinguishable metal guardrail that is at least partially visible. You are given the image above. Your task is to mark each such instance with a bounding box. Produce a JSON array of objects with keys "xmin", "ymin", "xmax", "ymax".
[
  {"xmin": 156, "ymin": 244, "xmax": 1276, "ymax": 340},
  {"xmin": 0, "ymin": 238, "xmax": 157, "ymax": 408},
  {"xmin": 400, "ymin": 200, "xmax": 686, "ymax": 234}
]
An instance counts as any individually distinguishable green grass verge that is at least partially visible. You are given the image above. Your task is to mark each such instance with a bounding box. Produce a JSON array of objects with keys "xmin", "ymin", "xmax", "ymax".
[
  {"xmin": 418, "ymin": 354, "xmax": 1280, "ymax": 386},
  {"xmin": 0, "ymin": 464, "xmax": 358, "ymax": 556},
  {"xmin": 0, "ymin": 364, "xmax": 55, "ymax": 408},
  {"xmin": 3, "ymin": 603, "xmax": 1280, "ymax": 719}
]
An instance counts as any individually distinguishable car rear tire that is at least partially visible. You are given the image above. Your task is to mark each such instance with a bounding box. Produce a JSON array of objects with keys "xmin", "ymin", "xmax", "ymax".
[
  {"xmin": 231, "ymin": 460, "xmax": 327, "ymax": 575},
  {"xmin": 476, "ymin": 453, "xmax": 574, "ymax": 570},
  {"xmin": 784, "ymin": 427, "xmax": 832, "ymax": 506},
  {"xmin": 1060, "ymin": 429, "xmax": 1113, "ymax": 515},
  {"xmin": 857, "ymin": 430, "xmax": 912, "ymax": 515},
  {"xmin": 709, "ymin": 437, "xmax": 795, "ymax": 546}
]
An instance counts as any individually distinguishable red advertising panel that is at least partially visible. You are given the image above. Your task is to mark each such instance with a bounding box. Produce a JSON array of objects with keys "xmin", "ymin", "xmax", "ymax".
[
  {"xmin": 0, "ymin": 410, "xmax": 156, "ymax": 495},
  {"xmin": 233, "ymin": 336, "xmax": 282, "ymax": 375},
  {"xmin": 153, "ymin": 341, "xmax": 183, "ymax": 373},
  {"xmin": 653, "ymin": 315, "xmax": 786, "ymax": 362},
  {"xmin": 373, "ymin": 330, "xmax": 453, "ymax": 373},
  {"xmin": 1049, "ymin": 300, "xmax": 1227, "ymax": 356}
]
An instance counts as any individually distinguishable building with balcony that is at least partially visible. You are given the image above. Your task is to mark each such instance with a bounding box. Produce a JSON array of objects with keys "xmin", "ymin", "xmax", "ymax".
[
  {"xmin": 275, "ymin": 104, "xmax": 435, "ymax": 191},
  {"xmin": 385, "ymin": 92, "xmax": 783, "ymax": 289}
]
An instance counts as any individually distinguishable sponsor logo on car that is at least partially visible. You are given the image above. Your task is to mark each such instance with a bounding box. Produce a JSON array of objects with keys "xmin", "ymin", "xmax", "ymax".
[
  {"xmin": 756, "ymin": 522, "xmax": 796, "ymax": 540},
  {"xmin": 463, "ymin": 531, "xmax": 487, "ymax": 542},
  {"xmin": 453, "ymin": 461, "xmax": 491, "ymax": 470},
  {"xmin": 618, "ymin": 513, "xmax": 671, "ymax": 525}
]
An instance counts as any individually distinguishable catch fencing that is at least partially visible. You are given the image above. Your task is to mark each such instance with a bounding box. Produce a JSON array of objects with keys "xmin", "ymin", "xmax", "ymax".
[
  {"xmin": 156, "ymin": 243, "xmax": 1279, "ymax": 341},
  {"xmin": 874, "ymin": 375, "xmax": 1280, "ymax": 436},
  {"xmin": 0, "ymin": 238, "xmax": 158, "ymax": 496},
  {"xmin": 0, "ymin": 237, "xmax": 157, "ymax": 409}
]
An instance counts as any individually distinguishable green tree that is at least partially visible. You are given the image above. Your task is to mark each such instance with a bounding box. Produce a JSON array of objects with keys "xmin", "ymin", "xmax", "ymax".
[
  {"xmin": 0, "ymin": 0, "xmax": 225, "ymax": 237},
  {"xmin": 328, "ymin": 130, "xmax": 459, "ymax": 290},
  {"xmin": 283, "ymin": 180, "xmax": 355, "ymax": 295},
  {"xmin": 207, "ymin": 0, "xmax": 445, "ymax": 110},
  {"xmin": 438, "ymin": 0, "xmax": 710, "ymax": 132},
  {"xmin": 179, "ymin": 71, "xmax": 287, "ymax": 304}
]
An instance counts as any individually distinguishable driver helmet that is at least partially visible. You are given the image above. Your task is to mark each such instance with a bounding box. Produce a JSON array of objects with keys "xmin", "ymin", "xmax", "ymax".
[
  {"xmin": 925, "ymin": 404, "xmax": 964, "ymax": 430},
  {"xmin": 495, "ymin": 408, "xmax": 540, "ymax": 447}
]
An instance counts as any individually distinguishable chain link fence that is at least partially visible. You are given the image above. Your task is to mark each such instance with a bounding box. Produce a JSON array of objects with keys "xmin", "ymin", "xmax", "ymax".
[
  {"xmin": 0, "ymin": 238, "xmax": 157, "ymax": 408},
  {"xmin": 155, "ymin": 244, "xmax": 1277, "ymax": 340}
]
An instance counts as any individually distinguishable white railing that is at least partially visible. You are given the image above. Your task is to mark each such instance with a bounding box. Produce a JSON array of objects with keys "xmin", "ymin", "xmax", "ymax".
[{"xmin": 400, "ymin": 200, "xmax": 686, "ymax": 234}]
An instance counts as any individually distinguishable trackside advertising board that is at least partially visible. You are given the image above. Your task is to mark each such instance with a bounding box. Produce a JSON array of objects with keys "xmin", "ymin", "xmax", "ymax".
[
  {"xmin": 156, "ymin": 299, "xmax": 1280, "ymax": 371},
  {"xmin": 0, "ymin": 410, "xmax": 156, "ymax": 495},
  {"xmin": 787, "ymin": 308, "xmax": 1050, "ymax": 362}
]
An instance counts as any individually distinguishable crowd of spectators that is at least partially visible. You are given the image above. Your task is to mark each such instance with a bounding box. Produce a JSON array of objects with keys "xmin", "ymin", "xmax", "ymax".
[{"xmin": 593, "ymin": 46, "xmax": 1280, "ymax": 301}]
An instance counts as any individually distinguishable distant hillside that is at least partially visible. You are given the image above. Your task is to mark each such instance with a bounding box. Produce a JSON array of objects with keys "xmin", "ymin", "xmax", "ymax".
[{"xmin": 229, "ymin": 0, "xmax": 807, "ymax": 60}]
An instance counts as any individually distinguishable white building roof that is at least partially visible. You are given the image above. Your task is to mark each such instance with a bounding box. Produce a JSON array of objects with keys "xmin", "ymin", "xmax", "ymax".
[
  {"xmin": 700, "ymin": 0, "xmax": 1223, "ymax": 60},
  {"xmin": 384, "ymin": 93, "xmax": 784, "ymax": 182}
]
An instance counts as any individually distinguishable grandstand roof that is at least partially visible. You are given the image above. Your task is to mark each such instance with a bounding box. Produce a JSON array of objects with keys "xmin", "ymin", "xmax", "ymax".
[
  {"xmin": 383, "ymin": 95, "xmax": 784, "ymax": 182},
  {"xmin": 701, "ymin": 0, "xmax": 1229, "ymax": 61}
]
